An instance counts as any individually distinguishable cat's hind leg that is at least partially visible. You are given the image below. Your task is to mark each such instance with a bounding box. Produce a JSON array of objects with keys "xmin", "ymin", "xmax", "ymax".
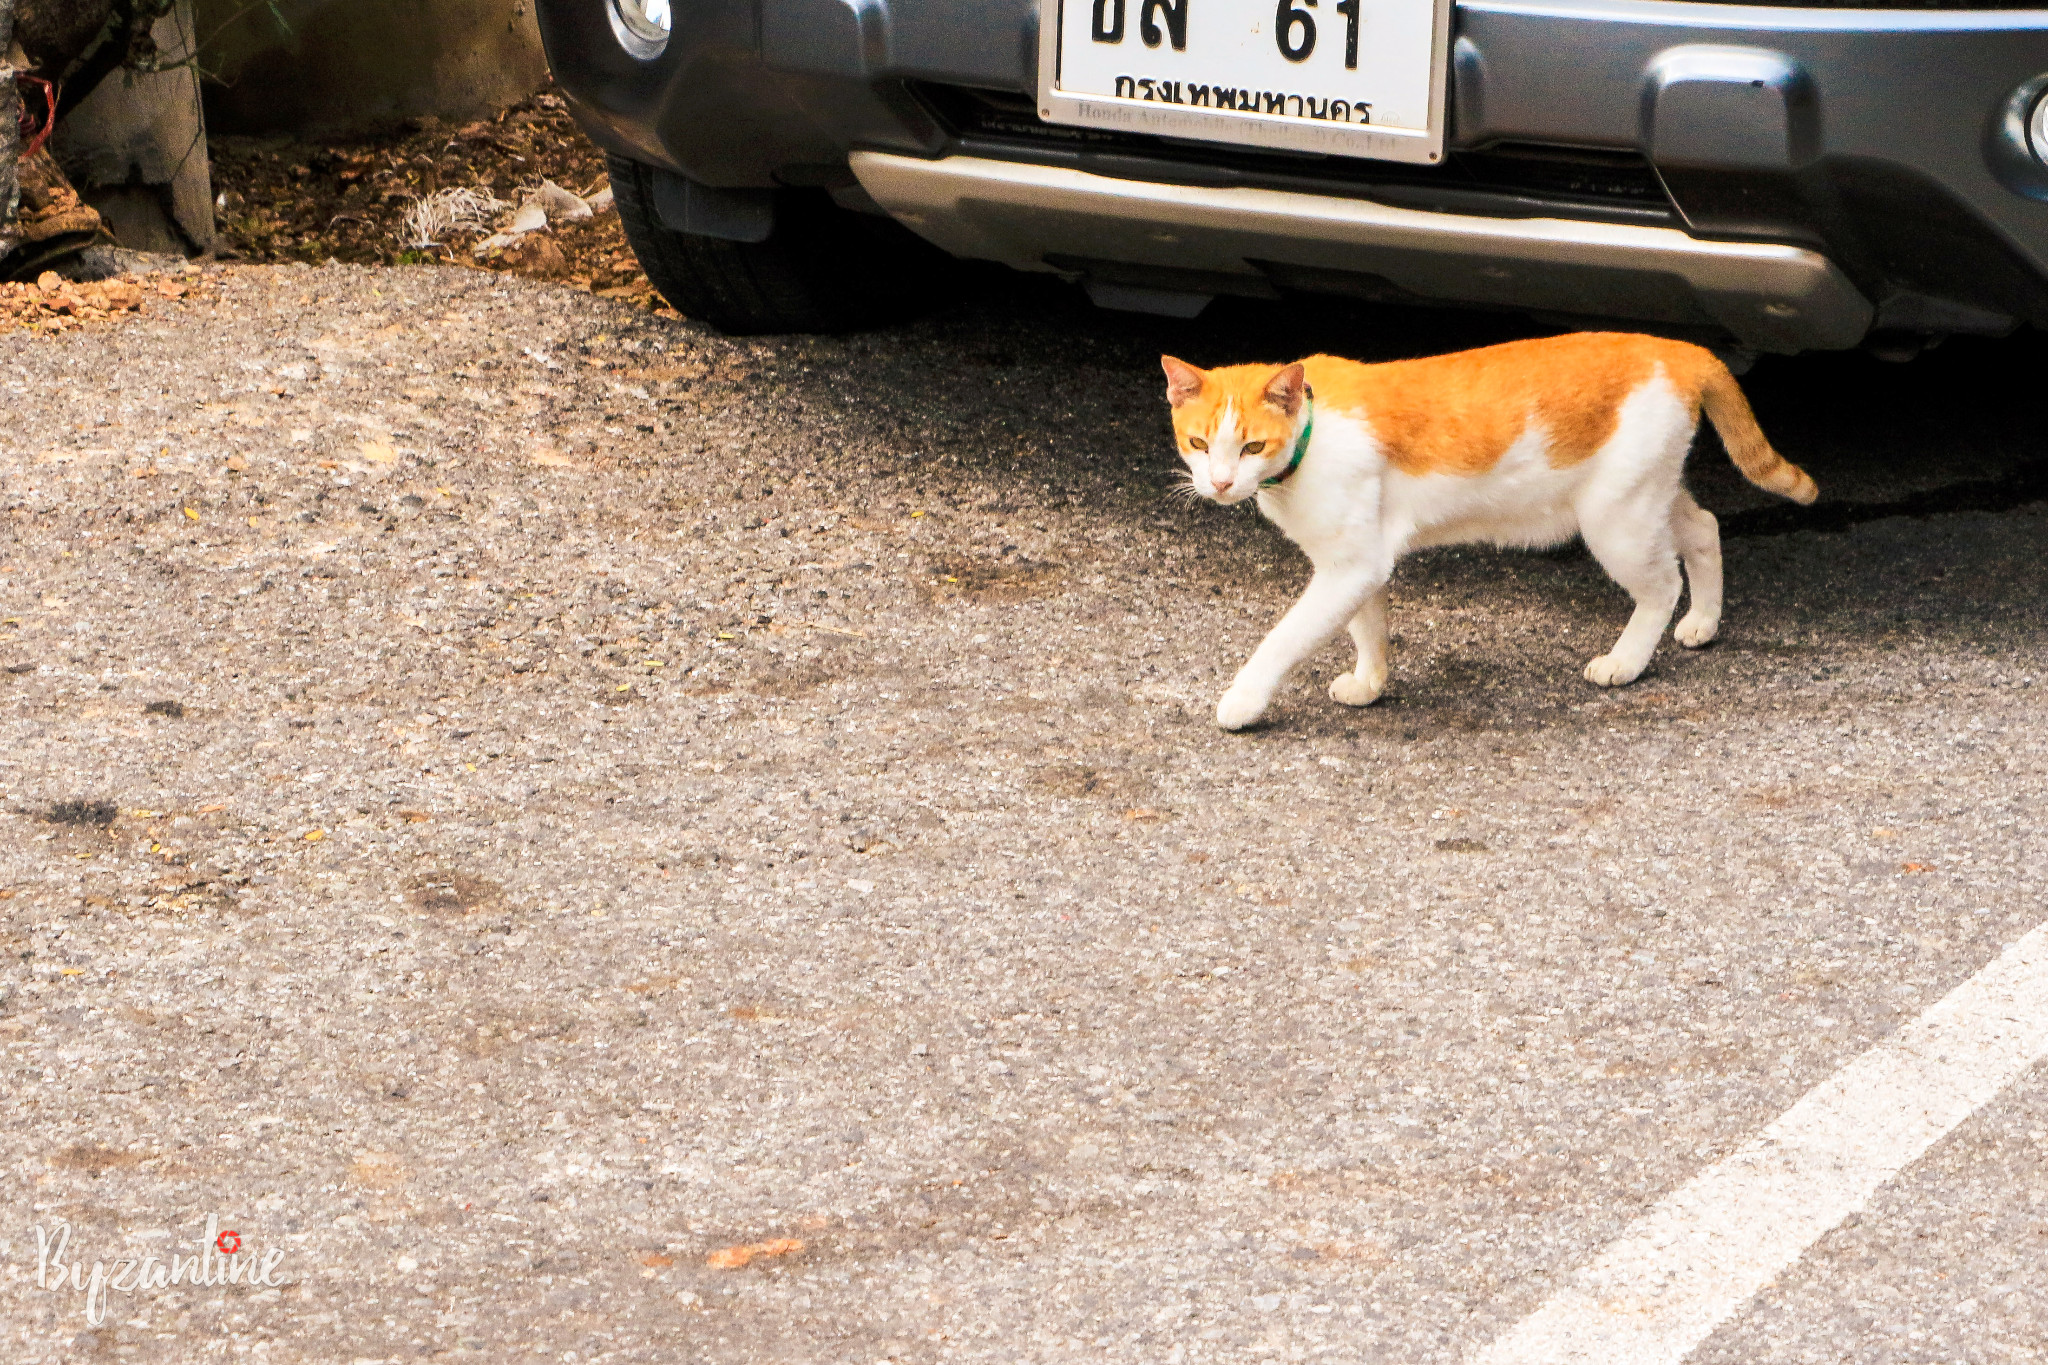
[
  {"xmin": 1329, "ymin": 585, "xmax": 1389, "ymax": 707},
  {"xmin": 1671, "ymin": 491, "xmax": 1723, "ymax": 647},
  {"xmin": 1575, "ymin": 376, "xmax": 1694, "ymax": 687},
  {"xmin": 1578, "ymin": 505, "xmax": 1684, "ymax": 688}
]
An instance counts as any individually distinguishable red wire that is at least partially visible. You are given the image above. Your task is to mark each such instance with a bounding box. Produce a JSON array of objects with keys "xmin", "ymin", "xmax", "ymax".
[{"xmin": 15, "ymin": 75, "xmax": 61, "ymax": 161}]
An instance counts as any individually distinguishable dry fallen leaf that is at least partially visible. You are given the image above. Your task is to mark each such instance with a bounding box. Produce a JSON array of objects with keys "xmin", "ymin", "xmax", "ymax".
[
  {"xmin": 705, "ymin": 1238, "xmax": 804, "ymax": 1270},
  {"xmin": 303, "ymin": 829, "xmax": 326, "ymax": 842},
  {"xmin": 361, "ymin": 440, "xmax": 398, "ymax": 464},
  {"xmin": 182, "ymin": 507, "xmax": 200, "ymax": 521},
  {"xmin": 638, "ymin": 1251, "xmax": 675, "ymax": 1268},
  {"xmin": 225, "ymin": 454, "xmax": 248, "ymax": 472},
  {"xmin": 398, "ymin": 810, "xmax": 432, "ymax": 823},
  {"xmin": 1122, "ymin": 807, "xmax": 1162, "ymax": 822},
  {"xmin": 1901, "ymin": 862, "xmax": 1935, "ymax": 874},
  {"xmin": 194, "ymin": 803, "xmax": 226, "ymax": 813}
]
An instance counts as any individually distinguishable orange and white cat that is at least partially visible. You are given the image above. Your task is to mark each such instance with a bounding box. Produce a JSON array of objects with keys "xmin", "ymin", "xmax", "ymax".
[{"xmin": 1162, "ymin": 332, "xmax": 1817, "ymax": 731}]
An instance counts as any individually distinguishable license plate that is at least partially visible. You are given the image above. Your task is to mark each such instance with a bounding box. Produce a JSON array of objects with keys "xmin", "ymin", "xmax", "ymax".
[{"xmin": 1037, "ymin": 0, "xmax": 1452, "ymax": 165}]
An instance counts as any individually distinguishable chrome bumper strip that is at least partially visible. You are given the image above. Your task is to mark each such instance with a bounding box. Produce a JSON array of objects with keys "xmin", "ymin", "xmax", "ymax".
[{"xmin": 849, "ymin": 151, "xmax": 1875, "ymax": 351}]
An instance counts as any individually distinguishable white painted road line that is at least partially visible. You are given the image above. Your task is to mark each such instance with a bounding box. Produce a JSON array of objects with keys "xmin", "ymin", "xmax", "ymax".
[{"xmin": 1474, "ymin": 921, "xmax": 2048, "ymax": 1365}]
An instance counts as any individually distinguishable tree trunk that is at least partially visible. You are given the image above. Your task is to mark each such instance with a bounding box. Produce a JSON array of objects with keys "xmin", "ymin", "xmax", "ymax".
[
  {"xmin": 2, "ymin": 0, "xmax": 21, "ymax": 263},
  {"xmin": 4, "ymin": 0, "xmax": 205, "ymax": 277}
]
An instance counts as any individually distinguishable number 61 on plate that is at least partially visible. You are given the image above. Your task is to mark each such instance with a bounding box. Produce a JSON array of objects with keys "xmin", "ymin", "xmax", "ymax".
[{"xmin": 1037, "ymin": 0, "xmax": 1453, "ymax": 165}]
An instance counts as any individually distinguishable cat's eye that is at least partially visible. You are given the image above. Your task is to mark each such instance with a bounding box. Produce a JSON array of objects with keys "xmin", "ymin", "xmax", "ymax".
[
  {"xmin": 1188, "ymin": 437, "xmax": 1208, "ymax": 451},
  {"xmin": 1242, "ymin": 440, "xmax": 1268, "ymax": 455}
]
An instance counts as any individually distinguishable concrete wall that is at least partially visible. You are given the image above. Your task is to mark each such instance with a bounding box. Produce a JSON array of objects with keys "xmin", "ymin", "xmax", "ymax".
[
  {"xmin": 54, "ymin": 0, "xmax": 215, "ymax": 253},
  {"xmin": 195, "ymin": 0, "xmax": 550, "ymax": 138}
]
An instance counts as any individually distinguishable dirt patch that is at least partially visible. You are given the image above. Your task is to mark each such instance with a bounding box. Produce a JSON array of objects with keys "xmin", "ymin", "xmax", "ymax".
[
  {"xmin": 208, "ymin": 86, "xmax": 659, "ymax": 309},
  {"xmin": 347, "ymin": 1151, "xmax": 411, "ymax": 1189},
  {"xmin": 918, "ymin": 551, "xmax": 1066, "ymax": 604},
  {"xmin": 741, "ymin": 649, "xmax": 867, "ymax": 698},
  {"xmin": 405, "ymin": 871, "xmax": 506, "ymax": 916},
  {"xmin": 457, "ymin": 1012, "xmax": 576, "ymax": 1060},
  {"xmin": 1031, "ymin": 764, "xmax": 1145, "ymax": 801},
  {"xmin": 51, "ymin": 1144, "xmax": 150, "ymax": 1175}
]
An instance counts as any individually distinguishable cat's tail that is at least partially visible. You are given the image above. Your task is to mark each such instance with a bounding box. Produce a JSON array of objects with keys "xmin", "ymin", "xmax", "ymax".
[{"xmin": 1698, "ymin": 360, "xmax": 1818, "ymax": 504}]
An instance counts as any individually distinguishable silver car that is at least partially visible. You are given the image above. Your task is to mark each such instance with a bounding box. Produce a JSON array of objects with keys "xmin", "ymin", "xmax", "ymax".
[{"xmin": 538, "ymin": 0, "xmax": 2048, "ymax": 356}]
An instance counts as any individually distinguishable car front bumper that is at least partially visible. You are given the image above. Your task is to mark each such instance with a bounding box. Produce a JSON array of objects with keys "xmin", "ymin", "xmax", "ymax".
[
  {"xmin": 847, "ymin": 150, "xmax": 1876, "ymax": 349},
  {"xmin": 539, "ymin": 0, "xmax": 2048, "ymax": 351}
]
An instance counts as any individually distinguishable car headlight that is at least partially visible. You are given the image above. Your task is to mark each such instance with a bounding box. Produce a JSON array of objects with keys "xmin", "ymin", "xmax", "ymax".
[{"xmin": 608, "ymin": 0, "xmax": 670, "ymax": 59}]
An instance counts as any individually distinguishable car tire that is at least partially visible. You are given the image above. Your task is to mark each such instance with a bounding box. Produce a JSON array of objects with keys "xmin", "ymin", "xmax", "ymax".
[{"xmin": 607, "ymin": 154, "xmax": 947, "ymax": 335}]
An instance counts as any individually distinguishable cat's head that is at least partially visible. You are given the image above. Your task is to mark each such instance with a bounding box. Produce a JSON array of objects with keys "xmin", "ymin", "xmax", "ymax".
[{"xmin": 1161, "ymin": 357, "xmax": 1308, "ymax": 504}]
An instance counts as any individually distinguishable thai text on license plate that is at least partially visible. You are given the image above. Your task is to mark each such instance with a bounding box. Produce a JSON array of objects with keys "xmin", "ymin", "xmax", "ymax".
[{"xmin": 1040, "ymin": 0, "xmax": 1451, "ymax": 164}]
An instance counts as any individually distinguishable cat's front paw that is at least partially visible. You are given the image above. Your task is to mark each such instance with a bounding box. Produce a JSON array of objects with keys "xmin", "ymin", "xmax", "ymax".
[
  {"xmin": 1329, "ymin": 671, "xmax": 1384, "ymax": 708},
  {"xmin": 1674, "ymin": 612, "xmax": 1719, "ymax": 648},
  {"xmin": 1215, "ymin": 685, "xmax": 1269, "ymax": 732},
  {"xmin": 1583, "ymin": 654, "xmax": 1646, "ymax": 687}
]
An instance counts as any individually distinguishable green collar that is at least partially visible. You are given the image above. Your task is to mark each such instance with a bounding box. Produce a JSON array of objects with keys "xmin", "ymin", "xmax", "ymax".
[{"xmin": 1261, "ymin": 395, "xmax": 1313, "ymax": 488}]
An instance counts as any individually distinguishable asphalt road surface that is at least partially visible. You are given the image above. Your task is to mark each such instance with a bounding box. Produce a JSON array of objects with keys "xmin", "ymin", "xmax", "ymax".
[{"xmin": 4, "ymin": 263, "xmax": 2047, "ymax": 1364}]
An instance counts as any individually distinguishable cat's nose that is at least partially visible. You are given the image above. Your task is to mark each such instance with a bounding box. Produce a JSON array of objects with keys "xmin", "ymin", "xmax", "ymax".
[{"xmin": 1211, "ymin": 469, "xmax": 1236, "ymax": 495}]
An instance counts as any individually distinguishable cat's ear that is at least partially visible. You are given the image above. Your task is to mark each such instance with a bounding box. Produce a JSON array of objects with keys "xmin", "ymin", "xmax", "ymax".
[
  {"xmin": 1263, "ymin": 363, "xmax": 1307, "ymax": 417},
  {"xmin": 1161, "ymin": 355, "xmax": 1207, "ymax": 408}
]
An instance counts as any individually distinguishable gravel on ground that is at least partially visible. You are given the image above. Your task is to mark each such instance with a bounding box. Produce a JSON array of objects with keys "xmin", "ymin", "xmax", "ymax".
[{"xmin": 3, "ymin": 263, "xmax": 2046, "ymax": 1363}]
